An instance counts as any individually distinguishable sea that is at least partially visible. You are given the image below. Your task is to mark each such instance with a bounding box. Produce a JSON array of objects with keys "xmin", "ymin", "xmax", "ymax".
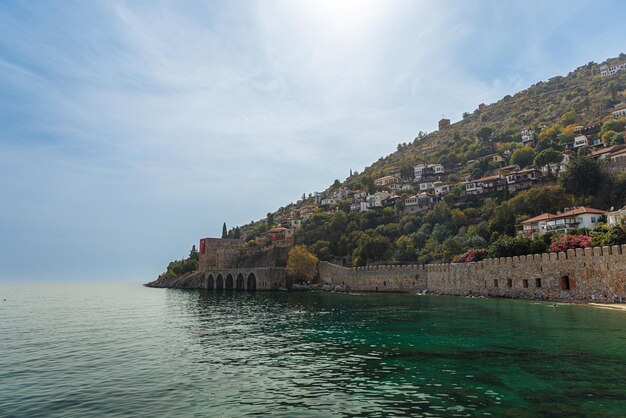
[{"xmin": 1, "ymin": 283, "xmax": 624, "ymax": 417}]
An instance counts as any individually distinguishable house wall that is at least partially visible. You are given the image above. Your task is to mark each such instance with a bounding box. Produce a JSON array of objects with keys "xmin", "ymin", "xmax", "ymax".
[{"xmin": 319, "ymin": 245, "xmax": 626, "ymax": 302}]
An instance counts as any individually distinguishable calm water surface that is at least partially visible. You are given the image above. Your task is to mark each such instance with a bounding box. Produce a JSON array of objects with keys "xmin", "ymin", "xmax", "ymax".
[{"xmin": 0, "ymin": 283, "xmax": 624, "ymax": 417}]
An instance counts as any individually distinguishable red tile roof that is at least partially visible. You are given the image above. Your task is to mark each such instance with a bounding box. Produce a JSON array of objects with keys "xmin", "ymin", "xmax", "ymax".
[
  {"xmin": 553, "ymin": 207, "xmax": 606, "ymax": 219},
  {"xmin": 521, "ymin": 213, "xmax": 557, "ymax": 224}
]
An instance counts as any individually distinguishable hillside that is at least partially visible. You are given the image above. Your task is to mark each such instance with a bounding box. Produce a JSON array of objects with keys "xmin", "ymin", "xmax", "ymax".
[{"xmin": 161, "ymin": 54, "xmax": 626, "ymax": 278}]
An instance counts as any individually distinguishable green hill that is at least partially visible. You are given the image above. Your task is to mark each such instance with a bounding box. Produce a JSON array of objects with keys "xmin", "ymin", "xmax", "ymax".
[{"xmin": 222, "ymin": 54, "xmax": 626, "ymax": 268}]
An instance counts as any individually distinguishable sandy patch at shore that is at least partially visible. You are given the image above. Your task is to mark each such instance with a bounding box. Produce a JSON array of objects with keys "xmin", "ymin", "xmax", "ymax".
[{"xmin": 589, "ymin": 303, "xmax": 626, "ymax": 311}]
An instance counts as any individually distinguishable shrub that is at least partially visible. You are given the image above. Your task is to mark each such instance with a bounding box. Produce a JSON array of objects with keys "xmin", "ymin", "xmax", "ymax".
[
  {"xmin": 549, "ymin": 235, "xmax": 590, "ymax": 252},
  {"xmin": 452, "ymin": 248, "xmax": 488, "ymax": 263}
]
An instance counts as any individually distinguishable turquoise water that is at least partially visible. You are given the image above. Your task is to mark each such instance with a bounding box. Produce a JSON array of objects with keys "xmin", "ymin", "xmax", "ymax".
[{"xmin": 1, "ymin": 284, "xmax": 624, "ymax": 417}]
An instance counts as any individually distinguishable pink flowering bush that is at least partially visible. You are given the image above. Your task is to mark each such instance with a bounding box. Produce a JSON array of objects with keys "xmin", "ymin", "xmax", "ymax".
[
  {"xmin": 452, "ymin": 248, "xmax": 488, "ymax": 263},
  {"xmin": 549, "ymin": 234, "xmax": 590, "ymax": 252}
]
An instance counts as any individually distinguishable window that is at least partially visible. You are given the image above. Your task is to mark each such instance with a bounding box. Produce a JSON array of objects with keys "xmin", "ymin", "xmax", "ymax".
[
  {"xmin": 560, "ymin": 276, "xmax": 570, "ymax": 291},
  {"xmin": 507, "ymin": 279, "xmax": 513, "ymax": 288},
  {"xmin": 523, "ymin": 279, "xmax": 529, "ymax": 288},
  {"xmin": 535, "ymin": 278, "xmax": 542, "ymax": 288},
  {"xmin": 494, "ymin": 279, "xmax": 499, "ymax": 287}
]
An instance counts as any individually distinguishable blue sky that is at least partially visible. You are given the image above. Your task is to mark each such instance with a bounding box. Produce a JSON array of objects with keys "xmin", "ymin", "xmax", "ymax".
[{"xmin": 1, "ymin": 0, "xmax": 625, "ymax": 281}]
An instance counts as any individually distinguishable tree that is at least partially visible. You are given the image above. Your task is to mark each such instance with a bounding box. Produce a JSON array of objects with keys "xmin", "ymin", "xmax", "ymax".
[
  {"xmin": 559, "ymin": 156, "xmax": 607, "ymax": 198},
  {"xmin": 221, "ymin": 222, "xmax": 227, "ymax": 239},
  {"xmin": 395, "ymin": 236, "xmax": 416, "ymax": 262},
  {"xmin": 559, "ymin": 110, "xmax": 577, "ymax": 126},
  {"xmin": 285, "ymin": 245, "xmax": 319, "ymax": 282},
  {"xmin": 602, "ymin": 130, "xmax": 622, "ymax": 146},
  {"xmin": 510, "ymin": 146, "xmax": 537, "ymax": 168},
  {"xmin": 533, "ymin": 148, "xmax": 562, "ymax": 167},
  {"xmin": 477, "ymin": 127, "xmax": 494, "ymax": 141},
  {"xmin": 266, "ymin": 212, "xmax": 275, "ymax": 227}
]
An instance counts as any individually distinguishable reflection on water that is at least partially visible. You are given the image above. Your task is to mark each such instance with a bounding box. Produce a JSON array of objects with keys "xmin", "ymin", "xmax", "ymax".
[{"xmin": 1, "ymin": 284, "xmax": 624, "ymax": 417}]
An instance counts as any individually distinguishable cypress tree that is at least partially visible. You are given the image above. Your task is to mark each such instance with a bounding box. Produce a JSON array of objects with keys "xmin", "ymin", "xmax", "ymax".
[{"xmin": 221, "ymin": 222, "xmax": 227, "ymax": 239}]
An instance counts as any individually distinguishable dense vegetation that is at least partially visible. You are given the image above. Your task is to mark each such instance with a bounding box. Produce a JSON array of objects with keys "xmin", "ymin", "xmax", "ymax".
[{"xmin": 241, "ymin": 55, "xmax": 626, "ymax": 267}]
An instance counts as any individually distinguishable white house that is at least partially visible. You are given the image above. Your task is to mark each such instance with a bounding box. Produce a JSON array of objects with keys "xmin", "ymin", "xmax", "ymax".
[
  {"xmin": 419, "ymin": 182, "xmax": 435, "ymax": 192},
  {"xmin": 600, "ymin": 62, "xmax": 626, "ymax": 76},
  {"xmin": 320, "ymin": 198, "xmax": 337, "ymax": 206},
  {"xmin": 521, "ymin": 128, "xmax": 534, "ymax": 145},
  {"xmin": 434, "ymin": 183, "xmax": 451, "ymax": 195},
  {"xmin": 612, "ymin": 103, "xmax": 626, "ymax": 118},
  {"xmin": 366, "ymin": 191, "xmax": 391, "ymax": 208},
  {"xmin": 517, "ymin": 207, "xmax": 606, "ymax": 237},
  {"xmin": 573, "ymin": 135, "xmax": 589, "ymax": 149}
]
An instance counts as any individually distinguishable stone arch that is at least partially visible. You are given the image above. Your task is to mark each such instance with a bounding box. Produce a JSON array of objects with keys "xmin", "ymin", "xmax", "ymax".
[
  {"xmin": 207, "ymin": 274, "xmax": 214, "ymax": 290},
  {"xmin": 247, "ymin": 272, "xmax": 257, "ymax": 291},
  {"xmin": 216, "ymin": 274, "xmax": 224, "ymax": 290},
  {"xmin": 236, "ymin": 273, "xmax": 245, "ymax": 290},
  {"xmin": 225, "ymin": 273, "xmax": 234, "ymax": 290}
]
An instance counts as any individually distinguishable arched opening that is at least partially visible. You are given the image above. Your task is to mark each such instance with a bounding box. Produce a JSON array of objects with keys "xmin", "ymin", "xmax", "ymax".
[
  {"xmin": 247, "ymin": 273, "xmax": 257, "ymax": 291},
  {"xmin": 216, "ymin": 274, "xmax": 224, "ymax": 290},
  {"xmin": 236, "ymin": 273, "xmax": 244, "ymax": 290},
  {"xmin": 207, "ymin": 274, "xmax": 214, "ymax": 290},
  {"xmin": 225, "ymin": 274, "xmax": 234, "ymax": 290}
]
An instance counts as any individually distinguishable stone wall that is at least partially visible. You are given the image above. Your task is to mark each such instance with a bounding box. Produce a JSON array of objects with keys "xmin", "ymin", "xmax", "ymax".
[
  {"xmin": 318, "ymin": 262, "xmax": 427, "ymax": 292},
  {"xmin": 199, "ymin": 238, "xmax": 243, "ymax": 271},
  {"xmin": 319, "ymin": 245, "xmax": 626, "ymax": 302}
]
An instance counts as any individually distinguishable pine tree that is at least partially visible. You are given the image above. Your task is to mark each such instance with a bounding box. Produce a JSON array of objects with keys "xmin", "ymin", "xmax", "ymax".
[{"xmin": 221, "ymin": 222, "xmax": 227, "ymax": 239}]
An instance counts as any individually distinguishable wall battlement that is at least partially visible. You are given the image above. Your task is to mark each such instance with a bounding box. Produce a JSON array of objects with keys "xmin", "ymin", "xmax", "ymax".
[{"xmin": 319, "ymin": 245, "xmax": 626, "ymax": 302}]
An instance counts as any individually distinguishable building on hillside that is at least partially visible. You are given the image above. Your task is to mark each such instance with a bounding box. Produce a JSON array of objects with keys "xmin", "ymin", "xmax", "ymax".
[
  {"xmin": 612, "ymin": 103, "xmax": 626, "ymax": 118},
  {"xmin": 403, "ymin": 193, "xmax": 435, "ymax": 215},
  {"xmin": 607, "ymin": 206, "xmax": 626, "ymax": 227},
  {"xmin": 414, "ymin": 163, "xmax": 444, "ymax": 181},
  {"xmin": 573, "ymin": 135, "xmax": 590, "ymax": 149},
  {"xmin": 388, "ymin": 168, "xmax": 402, "ymax": 178},
  {"xmin": 591, "ymin": 145, "xmax": 625, "ymax": 160},
  {"xmin": 499, "ymin": 164, "xmax": 521, "ymax": 175},
  {"xmin": 505, "ymin": 168, "xmax": 541, "ymax": 193},
  {"xmin": 516, "ymin": 207, "xmax": 606, "ymax": 237},
  {"xmin": 438, "ymin": 118, "xmax": 451, "ymax": 130},
  {"xmin": 280, "ymin": 218, "xmax": 302, "ymax": 229},
  {"xmin": 484, "ymin": 153, "xmax": 506, "ymax": 166},
  {"xmin": 600, "ymin": 62, "xmax": 626, "ymax": 76},
  {"xmin": 521, "ymin": 128, "xmax": 534, "ymax": 145},
  {"xmin": 350, "ymin": 202, "xmax": 369, "ymax": 212},
  {"xmin": 608, "ymin": 146, "xmax": 626, "ymax": 163},
  {"xmin": 320, "ymin": 198, "xmax": 337, "ymax": 206},
  {"xmin": 464, "ymin": 175, "xmax": 506, "ymax": 195},
  {"xmin": 366, "ymin": 191, "xmax": 391, "ymax": 208},
  {"xmin": 434, "ymin": 182, "xmax": 452, "ymax": 196},
  {"xmin": 374, "ymin": 175, "xmax": 400, "ymax": 187},
  {"xmin": 419, "ymin": 181, "xmax": 435, "ymax": 192},
  {"xmin": 478, "ymin": 103, "xmax": 486, "ymax": 111}
]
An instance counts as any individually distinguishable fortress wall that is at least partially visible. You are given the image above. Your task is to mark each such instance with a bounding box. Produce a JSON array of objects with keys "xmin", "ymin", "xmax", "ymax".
[
  {"xmin": 320, "ymin": 245, "xmax": 626, "ymax": 301},
  {"xmin": 318, "ymin": 262, "xmax": 427, "ymax": 292}
]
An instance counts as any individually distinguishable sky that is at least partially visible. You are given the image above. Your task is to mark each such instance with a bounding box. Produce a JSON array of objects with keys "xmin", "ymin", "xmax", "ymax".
[{"xmin": 1, "ymin": 0, "xmax": 625, "ymax": 281}]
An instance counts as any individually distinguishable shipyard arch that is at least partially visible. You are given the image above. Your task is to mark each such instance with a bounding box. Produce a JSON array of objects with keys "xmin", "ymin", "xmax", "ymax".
[
  {"xmin": 207, "ymin": 274, "xmax": 214, "ymax": 290},
  {"xmin": 216, "ymin": 274, "xmax": 224, "ymax": 290},
  {"xmin": 225, "ymin": 273, "xmax": 234, "ymax": 290},
  {"xmin": 247, "ymin": 272, "xmax": 257, "ymax": 291},
  {"xmin": 236, "ymin": 273, "xmax": 245, "ymax": 290}
]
